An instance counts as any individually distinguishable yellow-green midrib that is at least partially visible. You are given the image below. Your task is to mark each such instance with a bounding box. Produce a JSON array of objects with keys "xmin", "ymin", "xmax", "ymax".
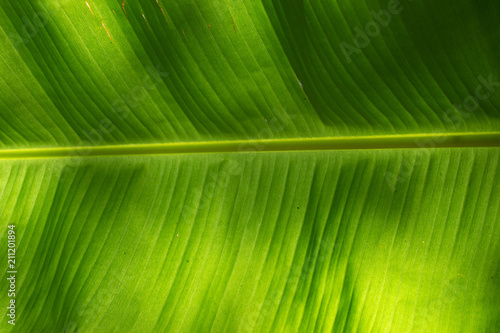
[{"xmin": 0, "ymin": 132, "xmax": 499, "ymax": 160}]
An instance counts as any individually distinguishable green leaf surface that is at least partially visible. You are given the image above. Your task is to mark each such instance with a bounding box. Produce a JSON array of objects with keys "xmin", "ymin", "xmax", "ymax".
[
  {"xmin": 1, "ymin": 150, "xmax": 500, "ymax": 332},
  {"xmin": 0, "ymin": 0, "xmax": 499, "ymax": 332}
]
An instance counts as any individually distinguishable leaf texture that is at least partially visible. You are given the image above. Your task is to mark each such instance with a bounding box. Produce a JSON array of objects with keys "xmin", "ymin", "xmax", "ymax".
[
  {"xmin": 0, "ymin": 0, "xmax": 499, "ymax": 149},
  {"xmin": 0, "ymin": 0, "xmax": 499, "ymax": 332},
  {"xmin": 1, "ymin": 149, "xmax": 499, "ymax": 332}
]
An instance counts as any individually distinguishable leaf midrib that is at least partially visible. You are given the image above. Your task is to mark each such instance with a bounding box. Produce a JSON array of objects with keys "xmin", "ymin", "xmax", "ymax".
[{"xmin": 1, "ymin": 132, "xmax": 499, "ymax": 160}]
